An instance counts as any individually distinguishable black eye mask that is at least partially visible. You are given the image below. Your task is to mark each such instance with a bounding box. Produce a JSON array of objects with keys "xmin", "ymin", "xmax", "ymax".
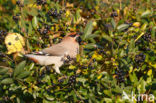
[
  {"xmin": 69, "ymin": 35, "xmax": 76, "ymax": 37},
  {"xmin": 76, "ymin": 36, "xmax": 82, "ymax": 44}
]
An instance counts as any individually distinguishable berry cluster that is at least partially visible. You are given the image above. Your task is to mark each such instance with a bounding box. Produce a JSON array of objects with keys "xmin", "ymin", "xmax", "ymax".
[
  {"xmin": 88, "ymin": 63, "xmax": 95, "ymax": 70},
  {"xmin": 98, "ymin": 49, "xmax": 105, "ymax": 54},
  {"xmin": 0, "ymin": 30, "xmax": 7, "ymax": 36},
  {"xmin": 36, "ymin": 0, "xmax": 46, "ymax": 5},
  {"xmin": 48, "ymin": 8, "xmax": 63, "ymax": 18},
  {"xmin": 13, "ymin": 14, "xmax": 20, "ymax": 22},
  {"xmin": 16, "ymin": 0, "xmax": 24, "ymax": 7},
  {"xmin": 58, "ymin": 76, "xmax": 67, "ymax": 83},
  {"xmin": 135, "ymin": 53, "xmax": 146, "ymax": 64},
  {"xmin": 115, "ymin": 69, "xmax": 125, "ymax": 83},
  {"xmin": 45, "ymin": 66, "xmax": 51, "ymax": 73},
  {"xmin": 0, "ymin": 30, "xmax": 7, "ymax": 41},
  {"xmin": 142, "ymin": 33, "xmax": 151, "ymax": 41},
  {"xmin": 37, "ymin": 24, "xmax": 51, "ymax": 35},
  {"xmin": 125, "ymin": 22, "xmax": 133, "ymax": 27},
  {"xmin": 135, "ymin": 40, "xmax": 142, "ymax": 45},
  {"xmin": 0, "ymin": 52, "xmax": 5, "ymax": 57},
  {"xmin": 64, "ymin": 55, "xmax": 76, "ymax": 63},
  {"xmin": 111, "ymin": 11, "xmax": 118, "ymax": 17},
  {"xmin": 68, "ymin": 75, "xmax": 77, "ymax": 87}
]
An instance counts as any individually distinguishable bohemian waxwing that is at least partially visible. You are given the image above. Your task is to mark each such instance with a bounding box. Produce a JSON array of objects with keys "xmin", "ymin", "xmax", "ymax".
[{"xmin": 25, "ymin": 33, "xmax": 80, "ymax": 74}]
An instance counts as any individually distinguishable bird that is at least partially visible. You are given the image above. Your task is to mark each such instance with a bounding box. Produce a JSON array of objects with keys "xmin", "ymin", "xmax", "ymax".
[{"xmin": 25, "ymin": 32, "xmax": 80, "ymax": 74}]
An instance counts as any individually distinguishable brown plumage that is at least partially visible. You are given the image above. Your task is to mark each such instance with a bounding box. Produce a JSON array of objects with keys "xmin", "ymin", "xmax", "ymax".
[{"xmin": 25, "ymin": 33, "xmax": 80, "ymax": 74}]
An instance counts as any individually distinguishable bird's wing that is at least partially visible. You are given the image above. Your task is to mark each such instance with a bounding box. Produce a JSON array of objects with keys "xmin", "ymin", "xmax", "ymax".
[{"xmin": 41, "ymin": 43, "xmax": 68, "ymax": 56}]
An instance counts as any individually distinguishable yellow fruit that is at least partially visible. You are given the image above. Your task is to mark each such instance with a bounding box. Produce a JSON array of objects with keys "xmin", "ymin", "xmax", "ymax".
[
  {"xmin": 5, "ymin": 33, "xmax": 25, "ymax": 54},
  {"xmin": 133, "ymin": 22, "xmax": 141, "ymax": 27},
  {"xmin": 92, "ymin": 21, "xmax": 97, "ymax": 27},
  {"xmin": 66, "ymin": 10, "xmax": 70, "ymax": 17}
]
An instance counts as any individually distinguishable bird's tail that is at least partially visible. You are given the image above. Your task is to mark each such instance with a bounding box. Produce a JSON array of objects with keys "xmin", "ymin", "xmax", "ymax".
[{"xmin": 24, "ymin": 54, "xmax": 64, "ymax": 66}]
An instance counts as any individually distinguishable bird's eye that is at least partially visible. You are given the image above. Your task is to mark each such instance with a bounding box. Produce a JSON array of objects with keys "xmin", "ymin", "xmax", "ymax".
[{"xmin": 69, "ymin": 35, "xmax": 76, "ymax": 37}]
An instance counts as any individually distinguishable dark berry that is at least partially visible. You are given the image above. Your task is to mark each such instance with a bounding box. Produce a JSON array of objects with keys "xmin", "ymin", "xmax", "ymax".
[
  {"xmin": 135, "ymin": 40, "xmax": 142, "ymax": 45},
  {"xmin": 42, "ymin": 29, "xmax": 48, "ymax": 34},
  {"xmin": 37, "ymin": 28, "xmax": 41, "ymax": 32},
  {"xmin": 48, "ymin": 9, "xmax": 63, "ymax": 18},
  {"xmin": 128, "ymin": 23, "xmax": 133, "ymax": 26},
  {"xmin": 82, "ymin": 66, "xmax": 87, "ymax": 69},
  {"xmin": 59, "ymin": 10, "xmax": 63, "ymax": 14},
  {"xmin": 37, "ymin": 0, "xmax": 46, "ymax": 5},
  {"xmin": 45, "ymin": 24, "xmax": 50, "ymax": 30},
  {"xmin": 16, "ymin": 0, "xmax": 24, "ymax": 7},
  {"xmin": 46, "ymin": 66, "xmax": 51, "ymax": 72},
  {"xmin": 111, "ymin": 12, "xmax": 118, "ymax": 17},
  {"xmin": 58, "ymin": 79, "xmax": 64, "ymax": 83},
  {"xmin": 68, "ymin": 75, "xmax": 76, "ymax": 86},
  {"xmin": 0, "ymin": 30, "xmax": 7, "ymax": 36},
  {"xmin": 135, "ymin": 53, "xmax": 146, "ymax": 64},
  {"xmin": 90, "ymin": 66, "xmax": 94, "ymax": 69},
  {"xmin": 16, "ymin": 0, "xmax": 21, "ymax": 5},
  {"xmin": 93, "ymin": 59, "xmax": 96, "ymax": 62},
  {"xmin": 13, "ymin": 15, "xmax": 19, "ymax": 22},
  {"xmin": 142, "ymin": 33, "xmax": 151, "ymax": 41},
  {"xmin": 115, "ymin": 69, "xmax": 125, "ymax": 83},
  {"xmin": 0, "ymin": 52, "xmax": 5, "ymax": 57}
]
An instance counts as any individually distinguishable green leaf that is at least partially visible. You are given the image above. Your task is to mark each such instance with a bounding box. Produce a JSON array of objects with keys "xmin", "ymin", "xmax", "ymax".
[
  {"xmin": 14, "ymin": 61, "xmax": 26, "ymax": 77},
  {"xmin": 0, "ymin": 66, "xmax": 10, "ymax": 75},
  {"xmin": 77, "ymin": 77, "xmax": 87, "ymax": 84},
  {"xmin": 151, "ymin": 26, "xmax": 156, "ymax": 39},
  {"xmin": 32, "ymin": 16, "xmax": 38, "ymax": 29},
  {"xmin": 102, "ymin": 34, "xmax": 113, "ymax": 42},
  {"xmin": 117, "ymin": 24, "xmax": 129, "ymax": 32},
  {"xmin": 85, "ymin": 43, "xmax": 96, "ymax": 49},
  {"xmin": 103, "ymin": 90, "xmax": 112, "ymax": 97},
  {"xmin": 111, "ymin": 18, "xmax": 116, "ymax": 29},
  {"xmin": 28, "ymin": 22, "xmax": 32, "ymax": 35},
  {"xmin": 140, "ymin": 79, "xmax": 146, "ymax": 93},
  {"xmin": 141, "ymin": 10, "xmax": 151, "ymax": 18},
  {"xmin": 129, "ymin": 72, "xmax": 138, "ymax": 84},
  {"xmin": 82, "ymin": 21, "xmax": 93, "ymax": 40},
  {"xmin": 1, "ymin": 78, "xmax": 14, "ymax": 84},
  {"xmin": 16, "ymin": 71, "xmax": 30, "ymax": 79},
  {"xmin": 85, "ymin": 34, "xmax": 99, "ymax": 39}
]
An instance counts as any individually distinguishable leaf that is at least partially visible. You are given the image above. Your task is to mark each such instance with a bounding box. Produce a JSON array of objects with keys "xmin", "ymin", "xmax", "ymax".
[
  {"xmin": 85, "ymin": 34, "xmax": 99, "ymax": 39},
  {"xmin": 103, "ymin": 90, "xmax": 112, "ymax": 97},
  {"xmin": 85, "ymin": 43, "xmax": 96, "ymax": 49},
  {"xmin": 129, "ymin": 72, "xmax": 138, "ymax": 84},
  {"xmin": 77, "ymin": 77, "xmax": 87, "ymax": 84},
  {"xmin": 102, "ymin": 34, "xmax": 113, "ymax": 42},
  {"xmin": 111, "ymin": 18, "xmax": 116, "ymax": 29},
  {"xmin": 141, "ymin": 10, "xmax": 151, "ymax": 18},
  {"xmin": 0, "ymin": 66, "xmax": 10, "ymax": 75},
  {"xmin": 140, "ymin": 79, "xmax": 146, "ymax": 93},
  {"xmin": 69, "ymin": 65, "xmax": 76, "ymax": 69},
  {"xmin": 28, "ymin": 22, "xmax": 32, "ymax": 35},
  {"xmin": 135, "ymin": 32, "xmax": 144, "ymax": 42},
  {"xmin": 147, "ymin": 69, "xmax": 152, "ymax": 76},
  {"xmin": 117, "ymin": 24, "xmax": 129, "ymax": 32},
  {"xmin": 82, "ymin": 21, "xmax": 93, "ymax": 40},
  {"xmin": 1, "ymin": 78, "xmax": 14, "ymax": 84},
  {"xmin": 14, "ymin": 61, "xmax": 26, "ymax": 77},
  {"xmin": 32, "ymin": 16, "xmax": 38, "ymax": 29},
  {"xmin": 16, "ymin": 71, "xmax": 30, "ymax": 79}
]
